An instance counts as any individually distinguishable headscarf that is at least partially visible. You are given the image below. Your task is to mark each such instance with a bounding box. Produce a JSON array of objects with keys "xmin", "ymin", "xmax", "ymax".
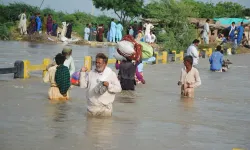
[
  {"xmin": 62, "ymin": 47, "xmax": 72, "ymax": 54},
  {"xmin": 55, "ymin": 65, "xmax": 71, "ymax": 96}
]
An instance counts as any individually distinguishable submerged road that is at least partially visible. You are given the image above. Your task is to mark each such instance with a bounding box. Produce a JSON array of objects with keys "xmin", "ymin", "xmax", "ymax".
[{"xmin": 0, "ymin": 41, "xmax": 250, "ymax": 150}]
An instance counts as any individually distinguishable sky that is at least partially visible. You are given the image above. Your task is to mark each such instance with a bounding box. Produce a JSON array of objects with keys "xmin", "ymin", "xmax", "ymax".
[{"xmin": 1, "ymin": 0, "xmax": 250, "ymax": 16}]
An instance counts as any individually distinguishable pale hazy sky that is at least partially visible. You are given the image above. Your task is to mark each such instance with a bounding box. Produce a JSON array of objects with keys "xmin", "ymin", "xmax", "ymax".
[{"xmin": 1, "ymin": 0, "xmax": 250, "ymax": 16}]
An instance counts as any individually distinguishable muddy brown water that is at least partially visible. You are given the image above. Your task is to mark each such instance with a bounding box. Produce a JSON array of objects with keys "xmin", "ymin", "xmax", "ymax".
[{"xmin": 0, "ymin": 41, "xmax": 250, "ymax": 150}]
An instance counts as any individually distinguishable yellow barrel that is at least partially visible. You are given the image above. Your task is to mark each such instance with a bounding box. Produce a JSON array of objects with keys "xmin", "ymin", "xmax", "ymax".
[
  {"xmin": 84, "ymin": 56, "xmax": 92, "ymax": 72},
  {"xmin": 43, "ymin": 58, "xmax": 51, "ymax": 77},
  {"xmin": 154, "ymin": 52, "xmax": 159, "ymax": 64},
  {"xmin": 162, "ymin": 52, "xmax": 167, "ymax": 64},
  {"xmin": 23, "ymin": 60, "xmax": 30, "ymax": 79},
  {"xmin": 172, "ymin": 50, "xmax": 176, "ymax": 61},
  {"xmin": 179, "ymin": 51, "xmax": 184, "ymax": 61}
]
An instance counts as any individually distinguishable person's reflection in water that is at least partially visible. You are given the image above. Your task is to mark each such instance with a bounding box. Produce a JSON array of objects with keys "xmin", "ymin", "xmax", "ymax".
[
  {"xmin": 117, "ymin": 91, "xmax": 137, "ymax": 103},
  {"xmin": 85, "ymin": 117, "xmax": 113, "ymax": 148},
  {"xmin": 28, "ymin": 42, "xmax": 40, "ymax": 49},
  {"xmin": 180, "ymin": 96, "xmax": 194, "ymax": 109},
  {"xmin": 178, "ymin": 96, "xmax": 194, "ymax": 146},
  {"xmin": 49, "ymin": 101, "xmax": 71, "ymax": 139}
]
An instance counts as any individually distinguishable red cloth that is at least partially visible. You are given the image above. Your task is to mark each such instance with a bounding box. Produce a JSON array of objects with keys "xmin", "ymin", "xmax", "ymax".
[
  {"xmin": 117, "ymin": 35, "xmax": 142, "ymax": 62},
  {"xmin": 97, "ymin": 26, "xmax": 104, "ymax": 42},
  {"xmin": 71, "ymin": 78, "xmax": 79, "ymax": 86}
]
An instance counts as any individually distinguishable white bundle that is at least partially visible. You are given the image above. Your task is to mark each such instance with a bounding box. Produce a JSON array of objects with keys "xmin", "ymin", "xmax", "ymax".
[
  {"xmin": 60, "ymin": 36, "xmax": 68, "ymax": 42},
  {"xmin": 113, "ymin": 50, "xmax": 126, "ymax": 61},
  {"xmin": 117, "ymin": 41, "xmax": 134, "ymax": 57}
]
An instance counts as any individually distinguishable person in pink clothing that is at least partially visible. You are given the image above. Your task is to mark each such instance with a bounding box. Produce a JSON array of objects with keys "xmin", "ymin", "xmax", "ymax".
[
  {"xmin": 178, "ymin": 56, "xmax": 201, "ymax": 98},
  {"xmin": 47, "ymin": 14, "xmax": 53, "ymax": 34}
]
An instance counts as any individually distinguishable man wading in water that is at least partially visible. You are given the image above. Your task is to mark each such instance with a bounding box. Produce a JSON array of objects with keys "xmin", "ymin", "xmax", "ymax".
[
  {"xmin": 46, "ymin": 47, "xmax": 75, "ymax": 77},
  {"xmin": 43, "ymin": 53, "xmax": 70, "ymax": 100},
  {"xmin": 62, "ymin": 47, "xmax": 75, "ymax": 77},
  {"xmin": 186, "ymin": 39, "xmax": 200, "ymax": 67},
  {"xmin": 178, "ymin": 56, "xmax": 201, "ymax": 98},
  {"xmin": 80, "ymin": 53, "xmax": 121, "ymax": 117}
]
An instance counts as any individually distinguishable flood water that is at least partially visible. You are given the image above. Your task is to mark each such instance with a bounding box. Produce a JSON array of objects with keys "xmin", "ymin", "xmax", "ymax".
[{"xmin": 0, "ymin": 41, "xmax": 250, "ymax": 150}]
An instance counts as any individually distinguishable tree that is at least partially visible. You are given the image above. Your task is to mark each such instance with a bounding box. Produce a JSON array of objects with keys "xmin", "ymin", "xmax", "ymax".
[
  {"xmin": 170, "ymin": 0, "xmax": 246, "ymax": 18},
  {"xmin": 92, "ymin": 0, "xmax": 144, "ymax": 25},
  {"xmin": 63, "ymin": 14, "xmax": 77, "ymax": 24},
  {"xmin": 183, "ymin": 0, "xmax": 215, "ymax": 18},
  {"xmin": 243, "ymin": 8, "xmax": 250, "ymax": 16},
  {"xmin": 145, "ymin": 0, "xmax": 197, "ymax": 52},
  {"xmin": 5, "ymin": 2, "xmax": 38, "ymax": 21},
  {"xmin": 215, "ymin": 2, "xmax": 245, "ymax": 18}
]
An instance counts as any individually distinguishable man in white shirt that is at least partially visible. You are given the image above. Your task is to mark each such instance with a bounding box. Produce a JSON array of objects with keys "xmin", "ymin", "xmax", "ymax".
[
  {"xmin": 46, "ymin": 47, "xmax": 75, "ymax": 77},
  {"xmin": 186, "ymin": 39, "xmax": 200, "ymax": 66},
  {"xmin": 202, "ymin": 19, "xmax": 210, "ymax": 44},
  {"xmin": 80, "ymin": 53, "xmax": 121, "ymax": 117},
  {"xmin": 62, "ymin": 47, "xmax": 75, "ymax": 76},
  {"xmin": 143, "ymin": 20, "xmax": 154, "ymax": 43},
  {"xmin": 84, "ymin": 24, "xmax": 90, "ymax": 41},
  {"xmin": 18, "ymin": 9, "xmax": 27, "ymax": 35}
]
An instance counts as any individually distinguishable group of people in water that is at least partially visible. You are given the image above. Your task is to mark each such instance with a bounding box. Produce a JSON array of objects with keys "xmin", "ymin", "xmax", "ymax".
[
  {"xmin": 187, "ymin": 39, "xmax": 232, "ymax": 72},
  {"xmin": 43, "ymin": 35, "xmax": 236, "ymax": 117},
  {"xmin": 43, "ymin": 48, "xmax": 198, "ymax": 116}
]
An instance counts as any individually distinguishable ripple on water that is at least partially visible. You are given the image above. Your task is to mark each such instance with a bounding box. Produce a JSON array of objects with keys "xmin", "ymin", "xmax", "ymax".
[{"xmin": 0, "ymin": 41, "xmax": 250, "ymax": 150}]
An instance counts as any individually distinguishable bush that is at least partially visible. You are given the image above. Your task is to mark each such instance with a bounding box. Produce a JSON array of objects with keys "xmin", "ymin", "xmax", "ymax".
[
  {"xmin": 63, "ymin": 14, "xmax": 77, "ymax": 24},
  {"xmin": 0, "ymin": 23, "xmax": 11, "ymax": 40}
]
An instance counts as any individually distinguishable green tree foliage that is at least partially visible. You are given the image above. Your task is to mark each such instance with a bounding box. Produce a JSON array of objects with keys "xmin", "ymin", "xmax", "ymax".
[
  {"xmin": 181, "ymin": 0, "xmax": 215, "ymax": 18},
  {"xmin": 215, "ymin": 2, "xmax": 245, "ymax": 18},
  {"xmin": 63, "ymin": 14, "xmax": 77, "ymax": 24},
  {"xmin": 243, "ymin": 8, "xmax": 250, "ymax": 16},
  {"xmin": 92, "ymin": 0, "xmax": 144, "ymax": 24},
  {"xmin": 5, "ymin": 2, "xmax": 38, "ymax": 21},
  {"xmin": 179, "ymin": 0, "xmax": 246, "ymax": 18},
  {"xmin": 145, "ymin": 0, "xmax": 197, "ymax": 52},
  {"xmin": 0, "ymin": 22, "xmax": 14, "ymax": 40},
  {"xmin": 155, "ymin": 0, "xmax": 246, "ymax": 19}
]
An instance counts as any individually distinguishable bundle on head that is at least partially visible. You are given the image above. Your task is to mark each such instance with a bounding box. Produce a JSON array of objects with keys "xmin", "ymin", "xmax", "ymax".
[{"xmin": 116, "ymin": 35, "xmax": 142, "ymax": 62}]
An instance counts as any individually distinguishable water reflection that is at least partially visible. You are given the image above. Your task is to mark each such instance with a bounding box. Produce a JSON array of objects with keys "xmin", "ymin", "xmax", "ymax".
[
  {"xmin": 1, "ymin": 41, "xmax": 250, "ymax": 149},
  {"xmin": 53, "ymin": 102, "xmax": 70, "ymax": 122},
  {"xmin": 180, "ymin": 96, "xmax": 194, "ymax": 109},
  {"xmin": 117, "ymin": 91, "xmax": 137, "ymax": 103},
  {"xmin": 28, "ymin": 42, "xmax": 41, "ymax": 49},
  {"xmin": 85, "ymin": 117, "xmax": 113, "ymax": 148},
  {"xmin": 47, "ymin": 101, "xmax": 71, "ymax": 139}
]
